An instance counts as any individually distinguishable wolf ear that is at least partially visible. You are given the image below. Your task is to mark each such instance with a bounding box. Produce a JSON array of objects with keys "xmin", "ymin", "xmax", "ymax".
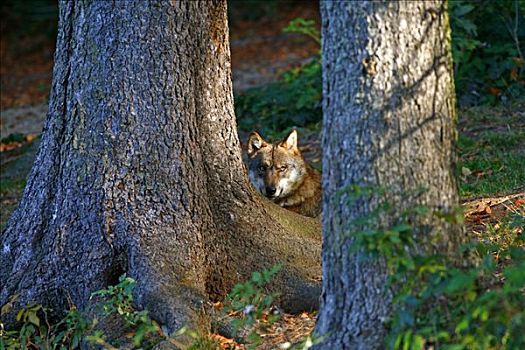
[
  {"xmin": 247, "ymin": 132, "xmax": 267, "ymax": 157},
  {"xmin": 279, "ymin": 129, "xmax": 298, "ymax": 150}
]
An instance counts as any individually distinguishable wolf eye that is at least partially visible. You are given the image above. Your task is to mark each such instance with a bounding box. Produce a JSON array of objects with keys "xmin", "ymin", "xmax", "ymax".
[{"xmin": 279, "ymin": 165, "xmax": 288, "ymax": 172}]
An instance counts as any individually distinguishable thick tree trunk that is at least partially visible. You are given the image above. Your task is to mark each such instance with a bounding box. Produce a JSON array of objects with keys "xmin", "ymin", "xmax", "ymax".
[
  {"xmin": 0, "ymin": 0, "xmax": 321, "ymax": 334},
  {"xmin": 314, "ymin": 1, "xmax": 463, "ymax": 348}
]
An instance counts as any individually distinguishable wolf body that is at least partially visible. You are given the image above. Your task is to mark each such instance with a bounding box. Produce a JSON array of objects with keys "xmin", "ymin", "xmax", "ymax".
[{"xmin": 246, "ymin": 130, "xmax": 321, "ymax": 218}]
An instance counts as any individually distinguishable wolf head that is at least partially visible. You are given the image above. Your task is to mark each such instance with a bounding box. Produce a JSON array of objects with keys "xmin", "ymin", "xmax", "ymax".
[{"xmin": 246, "ymin": 130, "xmax": 307, "ymax": 201}]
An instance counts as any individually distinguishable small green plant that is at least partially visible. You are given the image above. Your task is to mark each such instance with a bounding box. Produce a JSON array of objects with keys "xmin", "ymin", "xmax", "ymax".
[
  {"xmin": 0, "ymin": 275, "xmax": 163, "ymax": 349},
  {"xmin": 222, "ymin": 264, "xmax": 282, "ymax": 349},
  {"xmin": 388, "ymin": 233, "xmax": 525, "ymax": 350},
  {"xmin": 449, "ymin": 0, "xmax": 525, "ymax": 105},
  {"xmin": 186, "ymin": 336, "xmax": 221, "ymax": 350},
  {"xmin": 90, "ymin": 275, "xmax": 160, "ymax": 347},
  {"xmin": 283, "ymin": 18, "xmax": 320, "ymax": 45},
  {"xmin": 3, "ymin": 271, "xmax": 322, "ymax": 349},
  {"xmin": 0, "ymin": 303, "xmax": 94, "ymax": 350},
  {"xmin": 341, "ymin": 186, "xmax": 525, "ymax": 349}
]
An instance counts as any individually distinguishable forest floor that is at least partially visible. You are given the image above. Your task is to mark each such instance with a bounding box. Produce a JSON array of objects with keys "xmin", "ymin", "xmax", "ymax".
[{"xmin": 1, "ymin": 2, "xmax": 524, "ymax": 349}]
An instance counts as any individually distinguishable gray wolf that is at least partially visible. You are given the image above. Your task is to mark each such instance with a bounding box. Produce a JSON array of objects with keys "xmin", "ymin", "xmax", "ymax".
[{"xmin": 246, "ymin": 130, "xmax": 321, "ymax": 217}]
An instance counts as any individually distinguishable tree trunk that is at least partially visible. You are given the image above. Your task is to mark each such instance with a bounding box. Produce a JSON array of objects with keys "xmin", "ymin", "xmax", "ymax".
[
  {"xmin": 0, "ymin": 0, "xmax": 321, "ymax": 334},
  {"xmin": 314, "ymin": 1, "xmax": 464, "ymax": 348}
]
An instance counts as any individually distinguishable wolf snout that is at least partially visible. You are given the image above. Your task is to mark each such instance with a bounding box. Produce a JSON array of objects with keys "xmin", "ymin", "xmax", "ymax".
[{"xmin": 265, "ymin": 186, "xmax": 277, "ymax": 197}]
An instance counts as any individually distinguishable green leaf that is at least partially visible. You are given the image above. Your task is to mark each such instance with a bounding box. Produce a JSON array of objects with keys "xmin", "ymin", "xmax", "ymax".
[
  {"xmin": 454, "ymin": 4, "xmax": 475, "ymax": 16},
  {"xmin": 52, "ymin": 330, "xmax": 66, "ymax": 345},
  {"xmin": 503, "ymin": 263, "xmax": 525, "ymax": 288},
  {"xmin": 133, "ymin": 323, "xmax": 153, "ymax": 347},
  {"xmin": 85, "ymin": 330, "xmax": 105, "ymax": 345},
  {"xmin": 246, "ymin": 331, "xmax": 262, "ymax": 345},
  {"xmin": 445, "ymin": 271, "xmax": 476, "ymax": 294},
  {"xmin": 251, "ymin": 271, "xmax": 262, "ymax": 285},
  {"xmin": 28, "ymin": 312, "xmax": 40, "ymax": 327},
  {"xmin": 510, "ymin": 246, "xmax": 525, "ymax": 262},
  {"xmin": 394, "ymin": 333, "xmax": 403, "ymax": 350},
  {"xmin": 392, "ymin": 223, "xmax": 411, "ymax": 233},
  {"xmin": 263, "ymin": 295, "xmax": 273, "ymax": 307},
  {"xmin": 402, "ymin": 257, "xmax": 415, "ymax": 270},
  {"xmin": 411, "ymin": 335, "xmax": 424, "ymax": 350},
  {"xmin": 72, "ymin": 333, "xmax": 80, "ymax": 348},
  {"xmin": 436, "ymin": 331, "xmax": 450, "ymax": 341},
  {"xmin": 455, "ymin": 318, "xmax": 469, "ymax": 334},
  {"xmin": 402, "ymin": 330, "xmax": 412, "ymax": 350},
  {"xmin": 481, "ymin": 254, "xmax": 496, "ymax": 271}
]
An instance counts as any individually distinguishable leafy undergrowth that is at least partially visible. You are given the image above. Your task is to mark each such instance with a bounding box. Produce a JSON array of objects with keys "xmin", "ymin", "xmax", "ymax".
[
  {"xmin": 211, "ymin": 193, "xmax": 524, "ymax": 350},
  {"xmin": 1, "ymin": 276, "xmax": 171, "ymax": 350},
  {"xmin": 328, "ymin": 186, "xmax": 524, "ymax": 350},
  {"xmin": 2, "ymin": 195, "xmax": 522, "ymax": 349},
  {"xmin": 0, "ymin": 271, "xmax": 316, "ymax": 350},
  {"xmin": 386, "ymin": 205, "xmax": 525, "ymax": 349},
  {"xmin": 235, "ymin": 58, "xmax": 321, "ymax": 139}
]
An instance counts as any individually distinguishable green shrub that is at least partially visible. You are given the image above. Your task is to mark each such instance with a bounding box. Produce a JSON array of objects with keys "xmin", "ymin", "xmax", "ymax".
[
  {"xmin": 450, "ymin": 0, "xmax": 525, "ymax": 105},
  {"xmin": 1, "ymin": 303, "xmax": 95, "ymax": 349},
  {"xmin": 222, "ymin": 265, "xmax": 282, "ymax": 350},
  {"xmin": 90, "ymin": 275, "xmax": 160, "ymax": 347},
  {"xmin": 0, "ymin": 275, "xmax": 162, "ymax": 349},
  {"xmin": 235, "ymin": 58, "xmax": 322, "ymax": 138},
  {"xmin": 340, "ymin": 187, "xmax": 525, "ymax": 349}
]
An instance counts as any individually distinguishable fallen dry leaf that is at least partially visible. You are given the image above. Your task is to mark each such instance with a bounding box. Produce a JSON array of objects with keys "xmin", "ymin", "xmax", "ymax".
[
  {"xmin": 461, "ymin": 166, "xmax": 472, "ymax": 177},
  {"xmin": 210, "ymin": 334, "xmax": 243, "ymax": 350},
  {"xmin": 0, "ymin": 142, "xmax": 23, "ymax": 152},
  {"xmin": 25, "ymin": 134, "xmax": 37, "ymax": 142},
  {"xmin": 472, "ymin": 170, "xmax": 485, "ymax": 178},
  {"xmin": 514, "ymin": 198, "xmax": 525, "ymax": 207}
]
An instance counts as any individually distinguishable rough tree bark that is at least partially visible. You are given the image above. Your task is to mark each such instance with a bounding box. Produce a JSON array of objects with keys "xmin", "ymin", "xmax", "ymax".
[
  {"xmin": 314, "ymin": 1, "xmax": 464, "ymax": 348},
  {"xmin": 0, "ymin": 0, "xmax": 321, "ymax": 334}
]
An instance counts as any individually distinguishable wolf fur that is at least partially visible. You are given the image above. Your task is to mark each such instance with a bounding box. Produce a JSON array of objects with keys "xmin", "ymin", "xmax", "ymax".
[{"xmin": 246, "ymin": 130, "xmax": 321, "ymax": 218}]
